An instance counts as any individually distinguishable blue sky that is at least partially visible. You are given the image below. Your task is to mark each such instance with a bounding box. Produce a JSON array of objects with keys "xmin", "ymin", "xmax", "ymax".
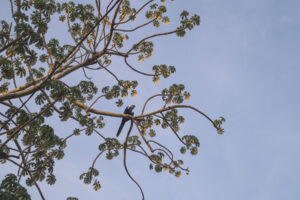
[{"xmin": 1, "ymin": 0, "xmax": 300, "ymax": 199}]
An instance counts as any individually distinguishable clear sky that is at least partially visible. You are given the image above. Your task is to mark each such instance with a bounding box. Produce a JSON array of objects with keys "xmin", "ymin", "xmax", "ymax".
[{"xmin": 1, "ymin": 0, "xmax": 300, "ymax": 200}]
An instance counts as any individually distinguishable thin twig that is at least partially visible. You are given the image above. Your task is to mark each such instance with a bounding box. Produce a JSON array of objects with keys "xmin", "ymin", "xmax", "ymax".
[
  {"xmin": 141, "ymin": 94, "xmax": 162, "ymax": 114},
  {"xmin": 124, "ymin": 57, "xmax": 155, "ymax": 76},
  {"xmin": 14, "ymin": 141, "xmax": 46, "ymax": 200},
  {"xmin": 123, "ymin": 120, "xmax": 145, "ymax": 200},
  {"xmin": 160, "ymin": 112, "xmax": 186, "ymax": 145},
  {"xmin": 115, "ymin": 19, "xmax": 156, "ymax": 32}
]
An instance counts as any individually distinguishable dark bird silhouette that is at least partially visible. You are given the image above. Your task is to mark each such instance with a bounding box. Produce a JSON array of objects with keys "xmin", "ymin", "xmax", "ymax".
[{"xmin": 116, "ymin": 105, "xmax": 135, "ymax": 137}]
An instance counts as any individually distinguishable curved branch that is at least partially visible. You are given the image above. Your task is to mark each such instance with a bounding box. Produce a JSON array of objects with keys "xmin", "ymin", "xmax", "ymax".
[
  {"xmin": 86, "ymin": 94, "xmax": 106, "ymax": 113},
  {"xmin": 141, "ymin": 94, "xmax": 162, "ymax": 114},
  {"xmin": 74, "ymin": 101, "xmax": 218, "ymax": 130},
  {"xmin": 62, "ymin": 128, "xmax": 87, "ymax": 143},
  {"xmin": 123, "ymin": 120, "xmax": 145, "ymax": 200},
  {"xmin": 148, "ymin": 140, "xmax": 189, "ymax": 172},
  {"xmin": 127, "ymin": 27, "xmax": 186, "ymax": 54},
  {"xmin": 124, "ymin": 57, "xmax": 155, "ymax": 76},
  {"xmin": 96, "ymin": 60, "xmax": 120, "ymax": 83},
  {"xmin": 135, "ymin": 105, "xmax": 217, "ymax": 129},
  {"xmin": 126, "ymin": 147, "xmax": 147, "ymax": 158},
  {"xmin": 148, "ymin": 140, "xmax": 174, "ymax": 160},
  {"xmin": 88, "ymin": 144, "xmax": 122, "ymax": 180},
  {"xmin": 82, "ymin": 67, "xmax": 92, "ymax": 80}
]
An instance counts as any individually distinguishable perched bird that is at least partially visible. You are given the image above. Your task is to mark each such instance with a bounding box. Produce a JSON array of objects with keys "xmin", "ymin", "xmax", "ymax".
[{"xmin": 116, "ymin": 105, "xmax": 135, "ymax": 137}]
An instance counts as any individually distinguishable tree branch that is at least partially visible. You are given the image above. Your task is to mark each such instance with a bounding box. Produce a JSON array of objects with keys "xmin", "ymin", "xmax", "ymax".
[{"xmin": 123, "ymin": 120, "xmax": 145, "ymax": 200}]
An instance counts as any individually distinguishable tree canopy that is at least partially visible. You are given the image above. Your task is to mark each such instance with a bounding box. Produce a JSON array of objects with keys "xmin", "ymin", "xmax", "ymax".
[{"xmin": 0, "ymin": 0, "xmax": 225, "ymax": 199}]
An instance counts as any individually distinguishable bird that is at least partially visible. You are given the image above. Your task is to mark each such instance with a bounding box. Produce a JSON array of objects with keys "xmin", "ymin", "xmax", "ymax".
[{"xmin": 116, "ymin": 105, "xmax": 135, "ymax": 137}]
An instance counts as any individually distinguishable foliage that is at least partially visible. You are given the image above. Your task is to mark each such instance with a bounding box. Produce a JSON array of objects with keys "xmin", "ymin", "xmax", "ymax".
[
  {"xmin": 0, "ymin": 174, "xmax": 31, "ymax": 200},
  {"xmin": 0, "ymin": 0, "xmax": 224, "ymax": 199}
]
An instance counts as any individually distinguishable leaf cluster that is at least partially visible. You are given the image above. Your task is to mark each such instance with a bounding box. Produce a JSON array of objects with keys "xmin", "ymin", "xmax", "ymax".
[{"xmin": 0, "ymin": 174, "xmax": 31, "ymax": 200}]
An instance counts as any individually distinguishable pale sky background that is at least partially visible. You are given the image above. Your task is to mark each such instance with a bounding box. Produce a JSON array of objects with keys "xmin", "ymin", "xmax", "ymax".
[{"xmin": 1, "ymin": 0, "xmax": 300, "ymax": 200}]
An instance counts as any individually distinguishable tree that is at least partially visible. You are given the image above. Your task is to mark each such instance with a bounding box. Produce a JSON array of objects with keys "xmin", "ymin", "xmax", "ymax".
[{"xmin": 0, "ymin": 0, "xmax": 225, "ymax": 199}]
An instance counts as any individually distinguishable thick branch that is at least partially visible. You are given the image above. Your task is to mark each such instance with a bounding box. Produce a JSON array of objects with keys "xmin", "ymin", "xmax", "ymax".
[{"xmin": 74, "ymin": 101, "xmax": 217, "ymax": 130}]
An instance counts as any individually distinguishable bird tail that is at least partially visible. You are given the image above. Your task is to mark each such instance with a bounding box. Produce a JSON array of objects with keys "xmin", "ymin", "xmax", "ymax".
[{"xmin": 116, "ymin": 122, "xmax": 125, "ymax": 137}]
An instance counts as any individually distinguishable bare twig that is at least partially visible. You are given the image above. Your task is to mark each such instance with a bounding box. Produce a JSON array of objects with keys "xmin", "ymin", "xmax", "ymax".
[
  {"xmin": 96, "ymin": 60, "xmax": 120, "ymax": 83},
  {"xmin": 115, "ymin": 19, "xmax": 156, "ymax": 32},
  {"xmin": 160, "ymin": 112, "xmax": 186, "ymax": 145},
  {"xmin": 148, "ymin": 140, "xmax": 174, "ymax": 160},
  {"xmin": 123, "ymin": 120, "xmax": 145, "ymax": 200},
  {"xmin": 141, "ymin": 94, "xmax": 162, "ymax": 114},
  {"xmin": 124, "ymin": 57, "xmax": 155, "ymax": 76}
]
